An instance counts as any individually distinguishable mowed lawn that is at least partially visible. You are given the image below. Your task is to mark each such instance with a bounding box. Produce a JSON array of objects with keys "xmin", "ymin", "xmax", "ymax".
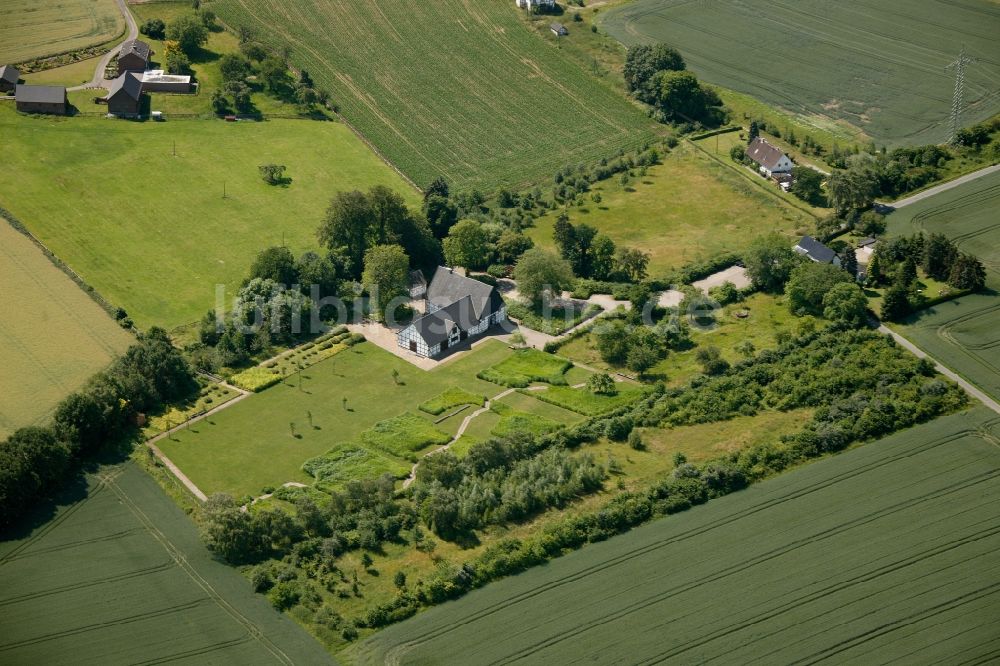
[
  {"xmin": 0, "ymin": 0, "xmax": 124, "ymax": 63},
  {"xmin": 159, "ymin": 340, "xmax": 539, "ymax": 497},
  {"xmin": 887, "ymin": 171, "xmax": 1000, "ymax": 402},
  {"xmin": 353, "ymin": 407, "xmax": 1000, "ymax": 664},
  {"xmin": 602, "ymin": 0, "xmax": 1000, "ymax": 146},
  {"xmin": 212, "ymin": 0, "xmax": 659, "ymax": 190},
  {"xmin": 0, "ymin": 222, "xmax": 132, "ymax": 439},
  {"xmin": 526, "ymin": 144, "xmax": 813, "ymax": 275},
  {"xmin": 0, "ymin": 461, "xmax": 336, "ymax": 665},
  {"xmin": 0, "ymin": 106, "xmax": 418, "ymax": 329}
]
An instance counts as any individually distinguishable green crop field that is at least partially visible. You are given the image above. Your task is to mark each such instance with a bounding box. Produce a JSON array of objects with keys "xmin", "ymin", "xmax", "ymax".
[
  {"xmin": 886, "ymin": 170, "xmax": 1000, "ymax": 402},
  {"xmin": 0, "ymin": 221, "xmax": 132, "ymax": 439},
  {"xmin": 602, "ymin": 0, "xmax": 1000, "ymax": 146},
  {"xmin": 0, "ymin": 107, "xmax": 418, "ymax": 330},
  {"xmin": 157, "ymin": 340, "xmax": 584, "ymax": 497},
  {"xmin": 526, "ymin": 143, "xmax": 814, "ymax": 275},
  {"xmin": 0, "ymin": 0, "xmax": 124, "ymax": 64},
  {"xmin": 211, "ymin": 0, "xmax": 659, "ymax": 190},
  {"xmin": 0, "ymin": 461, "xmax": 336, "ymax": 665},
  {"xmin": 353, "ymin": 407, "xmax": 1000, "ymax": 665}
]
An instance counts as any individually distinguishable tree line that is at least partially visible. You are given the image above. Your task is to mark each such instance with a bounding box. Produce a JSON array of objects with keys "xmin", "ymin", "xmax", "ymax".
[{"xmin": 0, "ymin": 330, "xmax": 196, "ymax": 528}]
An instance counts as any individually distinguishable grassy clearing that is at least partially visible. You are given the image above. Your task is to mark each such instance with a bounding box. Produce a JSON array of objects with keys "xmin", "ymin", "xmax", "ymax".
[
  {"xmin": 559, "ymin": 293, "xmax": 798, "ymax": 388},
  {"xmin": 157, "ymin": 340, "xmax": 517, "ymax": 496},
  {"xmin": 526, "ymin": 384, "xmax": 648, "ymax": 417},
  {"xmin": 21, "ymin": 56, "xmax": 100, "ymax": 87},
  {"xmin": 212, "ymin": 0, "xmax": 659, "ymax": 190},
  {"xmin": 302, "ymin": 443, "xmax": 411, "ymax": 490},
  {"xmin": 477, "ymin": 348, "xmax": 573, "ymax": 388},
  {"xmin": 0, "ymin": 106, "xmax": 418, "ymax": 330},
  {"xmin": 0, "ymin": 221, "xmax": 132, "ymax": 439},
  {"xmin": 525, "ymin": 144, "xmax": 814, "ymax": 276},
  {"xmin": 229, "ymin": 329, "xmax": 358, "ymax": 391},
  {"xmin": 602, "ymin": 0, "xmax": 1000, "ymax": 146},
  {"xmin": 0, "ymin": 461, "xmax": 336, "ymax": 664},
  {"xmin": 418, "ymin": 387, "xmax": 486, "ymax": 416},
  {"xmin": 886, "ymin": 171, "xmax": 1000, "ymax": 402},
  {"xmin": 490, "ymin": 408, "xmax": 564, "ymax": 439},
  {"xmin": 353, "ymin": 408, "xmax": 1000, "ymax": 664},
  {"xmin": 359, "ymin": 412, "xmax": 451, "ymax": 461},
  {"xmin": 0, "ymin": 0, "xmax": 125, "ymax": 64}
]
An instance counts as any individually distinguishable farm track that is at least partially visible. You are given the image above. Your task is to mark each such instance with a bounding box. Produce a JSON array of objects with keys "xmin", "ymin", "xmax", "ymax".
[{"xmin": 67, "ymin": 0, "xmax": 138, "ymax": 92}]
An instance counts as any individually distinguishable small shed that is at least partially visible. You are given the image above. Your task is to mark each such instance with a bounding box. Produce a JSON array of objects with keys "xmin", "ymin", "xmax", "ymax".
[
  {"xmin": 409, "ymin": 269, "xmax": 427, "ymax": 299},
  {"xmin": 104, "ymin": 72, "xmax": 144, "ymax": 116},
  {"xmin": 14, "ymin": 84, "xmax": 67, "ymax": 115},
  {"xmin": 0, "ymin": 65, "xmax": 20, "ymax": 93},
  {"xmin": 550, "ymin": 23, "xmax": 568, "ymax": 36},
  {"xmin": 117, "ymin": 39, "xmax": 151, "ymax": 75}
]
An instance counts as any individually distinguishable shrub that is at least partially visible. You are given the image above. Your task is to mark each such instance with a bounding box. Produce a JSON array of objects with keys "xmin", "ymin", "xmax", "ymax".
[{"xmin": 419, "ymin": 388, "xmax": 487, "ymax": 415}]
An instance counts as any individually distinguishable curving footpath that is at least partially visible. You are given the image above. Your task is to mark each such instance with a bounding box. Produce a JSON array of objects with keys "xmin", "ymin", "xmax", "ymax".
[{"xmin": 68, "ymin": 0, "xmax": 138, "ymax": 92}]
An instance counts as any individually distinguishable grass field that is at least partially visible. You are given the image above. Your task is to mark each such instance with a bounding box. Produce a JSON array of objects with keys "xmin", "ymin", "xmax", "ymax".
[
  {"xmin": 602, "ymin": 0, "xmax": 1000, "ymax": 146},
  {"xmin": 353, "ymin": 407, "xmax": 1000, "ymax": 664},
  {"xmin": 158, "ymin": 340, "xmax": 527, "ymax": 496},
  {"xmin": 211, "ymin": 0, "xmax": 659, "ymax": 190},
  {"xmin": 886, "ymin": 170, "xmax": 1000, "ymax": 402},
  {"xmin": 525, "ymin": 144, "xmax": 814, "ymax": 276},
  {"xmin": 21, "ymin": 56, "xmax": 101, "ymax": 87},
  {"xmin": 0, "ymin": 0, "xmax": 124, "ymax": 64},
  {"xmin": 0, "ymin": 221, "xmax": 132, "ymax": 439},
  {"xmin": 0, "ymin": 461, "xmax": 336, "ymax": 664},
  {"xmin": 0, "ymin": 106, "xmax": 418, "ymax": 330}
]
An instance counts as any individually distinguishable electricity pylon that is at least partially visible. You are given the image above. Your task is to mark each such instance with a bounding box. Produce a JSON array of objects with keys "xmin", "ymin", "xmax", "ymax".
[{"xmin": 945, "ymin": 47, "xmax": 976, "ymax": 145}]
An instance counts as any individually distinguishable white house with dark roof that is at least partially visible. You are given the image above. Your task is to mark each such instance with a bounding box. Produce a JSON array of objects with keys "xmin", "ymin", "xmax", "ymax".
[
  {"xmin": 397, "ymin": 267, "xmax": 507, "ymax": 358},
  {"xmin": 794, "ymin": 235, "xmax": 841, "ymax": 267},
  {"xmin": 746, "ymin": 137, "xmax": 793, "ymax": 177}
]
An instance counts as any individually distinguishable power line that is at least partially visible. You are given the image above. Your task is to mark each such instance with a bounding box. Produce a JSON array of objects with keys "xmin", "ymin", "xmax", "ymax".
[{"xmin": 945, "ymin": 46, "xmax": 977, "ymax": 145}]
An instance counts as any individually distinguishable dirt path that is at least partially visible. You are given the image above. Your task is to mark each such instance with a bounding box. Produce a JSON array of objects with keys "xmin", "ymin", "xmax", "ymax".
[
  {"xmin": 885, "ymin": 164, "xmax": 1000, "ymax": 209},
  {"xmin": 68, "ymin": 0, "xmax": 138, "ymax": 92},
  {"xmin": 879, "ymin": 325, "xmax": 1000, "ymax": 416},
  {"xmin": 145, "ymin": 381, "xmax": 251, "ymax": 502},
  {"xmin": 401, "ymin": 386, "xmax": 549, "ymax": 488}
]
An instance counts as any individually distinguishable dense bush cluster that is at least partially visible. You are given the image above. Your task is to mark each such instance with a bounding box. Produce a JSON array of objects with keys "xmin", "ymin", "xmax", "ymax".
[{"xmin": 0, "ymin": 329, "xmax": 196, "ymax": 527}]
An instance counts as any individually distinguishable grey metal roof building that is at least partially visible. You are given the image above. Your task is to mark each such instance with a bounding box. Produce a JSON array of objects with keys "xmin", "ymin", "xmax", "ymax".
[{"xmin": 794, "ymin": 235, "xmax": 838, "ymax": 264}]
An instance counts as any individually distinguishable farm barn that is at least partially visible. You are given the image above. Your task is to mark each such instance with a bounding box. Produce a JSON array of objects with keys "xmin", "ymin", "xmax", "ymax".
[
  {"xmin": 398, "ymin": 267, "xmax": 507, "ymax": 358},
  {"xmin": 746, "ymin": 137, "xmax": 793, "ymax": 177},
  {"xmin": 14, "ymin": 84, "xmax": 67, "ymax": 114},
  {"xmin": 104, "ymin": 72, "xmax": 143, "ymax": 116},
  {"xmin": 0, "ymin": 65, "xmax": 20, "ymax": 93},
  {"xmin": 117, "ymin": 39, "xmax": 150, "ymax": 75}
]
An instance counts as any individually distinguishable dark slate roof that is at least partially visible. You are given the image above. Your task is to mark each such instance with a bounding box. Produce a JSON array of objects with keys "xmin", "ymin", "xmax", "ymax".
[
  {"xmin": 409, "ymin": 269, "xmax": 427, "ymax": 288},
  {"xmin": 858, "ymin": 237, "xmax": 877, "ymax": 248},
  {"xmin": 551, "ymin": 22, "xmax": 568, "ymax": 34},
  {"xmin": 426, "ymin": 266, "xmax": 502, "ymax": 321},
  {"xmin": 119, "ymin": 39, "xmax": 151, "ymax": 60},
  {"xmin": 410, "ymin": 296, "xmax": 482, "ymax": 347},
  {"xmin": 106, "ymin": 72, "xmax": 143, "ymax": 101},
  {"xmin": 14, "ymin": 84, "xmax": 66, "ymax": 104},
  {"xmin": 746, "ymin": 137, "xmax": 788, "ymax": 171},
  {"xmin": 795, "ymin": 235, "xmax": 837, "ymax": 263},
  {"xmin": 0, "ymin": 65, "xmax": 20, "ymax": 85}
]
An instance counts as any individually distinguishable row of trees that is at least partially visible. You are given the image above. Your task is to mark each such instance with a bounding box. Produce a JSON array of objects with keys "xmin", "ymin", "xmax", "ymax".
[{"xmin": 0, "ymin": 330, "xmax": 196, "ymax": 527}]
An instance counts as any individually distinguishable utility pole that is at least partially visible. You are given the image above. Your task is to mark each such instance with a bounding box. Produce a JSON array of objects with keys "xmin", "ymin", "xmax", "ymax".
[{"xmin": 945, "ymin": 47, "xmax": 976, "ymax": 145}]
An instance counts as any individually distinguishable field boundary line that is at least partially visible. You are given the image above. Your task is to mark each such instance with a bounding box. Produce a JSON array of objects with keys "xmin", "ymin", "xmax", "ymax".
[
  {"xmin": 0, "ymin": 204, "xmax": 135, "ymax": 335},
  {"xmin": 334, "ymin": 112, "xmax": 423, "ymax": 194},
  {"xmin": 104, "ymin": 466, "xmax": 296, "ymax": 665},
  {"xmin": 884, "ymin": 164, "xmax": 1000, "ymax": 209}
]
